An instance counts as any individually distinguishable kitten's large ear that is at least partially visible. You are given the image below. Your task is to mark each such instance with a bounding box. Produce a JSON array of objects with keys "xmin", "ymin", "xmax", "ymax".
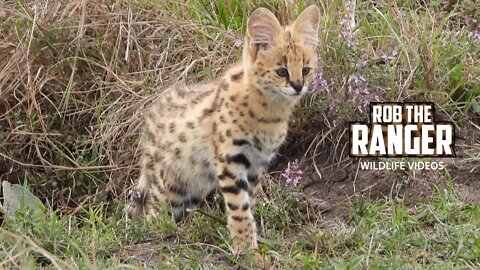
[
  {"xmin": 246, "ymin": 8, "xmax": 282, "ymax": 52},
  {"xmin": 291, "ymin": 5, "xmax": 320, "ymax": 47}
]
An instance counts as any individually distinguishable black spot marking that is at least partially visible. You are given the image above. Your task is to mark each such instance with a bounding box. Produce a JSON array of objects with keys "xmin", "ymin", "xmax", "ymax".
[
  {"xmin": 241, "ymin": 202, "xmax": 250, "ymax": 211},
  {"xmin": 202, "ymin": 108, "xmax": 214, "ymax": 117},
  {"xmin": 218, "ymin": 169, "xmax": 236, "ymax": 181},
  {"xmin": 145, "ymin": 131, "xmax": 156, "ymax": 143},
  {"xmin": 151, "ymin": 177, "xmax": 164, "ymax": 192},
  {"xmin": 238, "ymin": 229, "xmax": 243, "ymax": 234},
  {"xmin": 220, "ymin": 115, "xmax": 227, "ymax": 123},
  {"xmin": 221, "ymin": 186, "xmax": 239, "ymax": 194},
  {"xmin": 227, "ymin": 202, "xmax": 239, "ymax": 210},
  {"xmin": 226, "ymin": 129, "xmax": 232, "ymax": 137},
  {"xmin": 231, "ymin": 71, "xmax": 243, "ymax": 81},
  {"xmin": 149, "ymin": 190, "xmax": 162, "ymax": 202},
  {"xmin": 186, "ymin": 122, "xmax": 195, "ymax": 129},
  {"xmin": 171, "ymin": 103, "xmax": 187, "ymax": 111},
  {"xmin": 233, "ymin": 139, "xmax": 251, "ymax": 146},
  {"xmin": 219, "ymin": 135, "xmax": 225, "ymax": 143},
  {"xmin": 169, "ymin": 123, "xmax": 176, "ymax": 133},
  {"xmin": 168, "ymin": 184, "xmax": 187, "ymax": 196},
  {"xmin": 236, "ymin": 179, "xmax": 249, "ymax": 192},
  {"xmin": 213, "ymin": 141, "xmax": 219, "ymax": 159},
  {"xmin": 219, "ymin": 81, "xmax": 229, "ymax": 91},
  {"xmin": 194, "ymin": 89, "xmax": 214, "ymax": 104},
  {"xmin": 190, "ymin": 197, "xmax": 201, "ymax": 205},
  {"xmin": 247, "ymin": 174, "xmax": 258, "ymax": 183},
  {"xmin": 252, "ymin": 136, "xmax": 262, "ymax": 151},
  {"xmin": 231, "ymin": 215, "xmax": 246, "ymax": 222},
  {"xmin": 178, "ymin": 133, "xmax": 187, "ymax": 142},
  {"xmin": 256, "ymin": 88, "xmax": 265, "ymax": 97},
  {"xmin": 227, "ymin": 154, "xmax": 251, "ymax": 168},
  {"xmin": 175, "ymin": 148, "xmax": 181, "ymax": 158},
  {"xmin": 248, "ymin": 110, "xmax": 284, "ymax": 123},
  {"xmin": 262, "ymin": 117, "xmax": 283, "ymax": 123},
  {"xmin": 177, "ymin": 88, "xmax": 186, "ymax": 98},
  {"xmin": 145, "ymin": 157, "xmax": 155, "ymax": 171},
  {"xmin": 146, "ymin": 111, "xmax": 155, "ymax": 120}
]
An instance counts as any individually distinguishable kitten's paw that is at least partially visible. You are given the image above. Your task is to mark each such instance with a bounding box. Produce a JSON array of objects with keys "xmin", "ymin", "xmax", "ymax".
[{"xmin": 253, "ymin": 252, "xmax": 272, "ymax": 270}]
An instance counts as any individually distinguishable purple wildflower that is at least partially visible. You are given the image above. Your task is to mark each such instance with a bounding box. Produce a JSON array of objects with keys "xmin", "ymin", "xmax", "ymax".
[
  {"xmin": 312, "ymin": 70, "xmax": 329, "ymax": 94},
  {"xmin": 358, "ymin": 100, "xmax": 367, "ymax": 114},
  {"xmin": 357, "ymin": 86, "xmax": 369, "ymax": 95},
  {"xmin": 346, "ymin": 73, "xmax": 373, "ymax": 114},
  {"xmin": 348, "ymin": 74, "xmax": 366, "ymax": 85},
  {"xmin": 281, "ymin": 159, "xmax": 303, "ymax": 187},
  {"xmin": 328, "ymin": 102, "xmax": 341, "ymax": 126},
  {"xmin": 361, "ymin": 99, "xmax": 372, "ymax": 113},
  {"xmin": 359, "ymin": 94, "xmax": 381, "ymax": 113},
  {"xmin": 234, "ymin": 38, "xmax": 244, "ymax": 47},
  {"xmin": 339, "ymin": 3, "xmax": 357, "ymax": 50},
  {"xmin": 469, "ymin": 30, "xmax": 480, "ymax": 42}
]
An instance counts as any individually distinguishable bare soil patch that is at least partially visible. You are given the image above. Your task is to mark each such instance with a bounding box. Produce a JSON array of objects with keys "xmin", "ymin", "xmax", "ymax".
[{"xmin": 286, "ymin": 119, "xmax": 479, "ymax": 221}]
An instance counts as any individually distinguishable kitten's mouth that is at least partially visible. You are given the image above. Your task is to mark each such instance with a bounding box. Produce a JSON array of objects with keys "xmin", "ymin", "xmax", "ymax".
[
  {"xmin": 281, "ymin": 90, "xmax": 305, "ymax": 98},
  {"xmin": 264, "ymin": 86, "xmax": 304, "ymax": 99},
  {"xmin": 281, "ymin": 93, "xmax": 304, "ymax": 100}
]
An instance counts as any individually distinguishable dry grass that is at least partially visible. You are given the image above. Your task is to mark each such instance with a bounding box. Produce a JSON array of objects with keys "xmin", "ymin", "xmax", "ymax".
[{"xmin": 0, "ymin": 0, "xmax": 244, "ymax": 210}]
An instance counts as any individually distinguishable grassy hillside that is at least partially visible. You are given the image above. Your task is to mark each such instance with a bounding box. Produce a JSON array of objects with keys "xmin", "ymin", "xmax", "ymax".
[{"xmin": 1, "ymin": 0, "xmax": 479, "ymax": 269}]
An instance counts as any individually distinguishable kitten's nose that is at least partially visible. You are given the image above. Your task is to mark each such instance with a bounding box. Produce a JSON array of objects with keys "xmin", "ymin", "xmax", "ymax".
[{"xmin": 290, "ymin": 81, "xmax": 304, "ymax": 93}]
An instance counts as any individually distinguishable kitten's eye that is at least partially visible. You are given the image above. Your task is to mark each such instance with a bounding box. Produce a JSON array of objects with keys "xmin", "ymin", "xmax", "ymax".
[
  {"xmin": 302, "ymin": 67, "xmax": 311, "ymax": 76},
  {"xmin": 275, "ymin": 68, "xmax": 289, "ymax": 78}
]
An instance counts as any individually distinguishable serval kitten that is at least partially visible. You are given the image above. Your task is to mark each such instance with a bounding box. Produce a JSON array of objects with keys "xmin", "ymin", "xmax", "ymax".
[{"xmin": 129, "ymin": 5, "xmax": 320, "ymax": 254}]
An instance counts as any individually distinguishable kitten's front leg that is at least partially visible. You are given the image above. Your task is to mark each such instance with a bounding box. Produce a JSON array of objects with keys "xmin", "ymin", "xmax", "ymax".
[{"xmin": 215, "ymin": 160, "xmax": 257, "ymax": 253}]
